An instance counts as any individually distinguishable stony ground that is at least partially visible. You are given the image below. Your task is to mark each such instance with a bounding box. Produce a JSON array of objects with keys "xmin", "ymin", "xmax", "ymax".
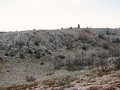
[{"xmin": 1, "ymin": 70, "xmax": 120, "ymax": 90}]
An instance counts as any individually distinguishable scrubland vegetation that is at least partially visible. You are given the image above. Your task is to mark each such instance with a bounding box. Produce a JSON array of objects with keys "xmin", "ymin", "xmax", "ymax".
[{"xmin": 0, "ymin": 27, "xmax": 120, "ymax": 90}]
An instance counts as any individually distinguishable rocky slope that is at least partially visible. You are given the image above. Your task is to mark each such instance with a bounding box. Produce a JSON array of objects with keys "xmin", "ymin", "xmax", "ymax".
[{"xmin": 0, "ymin": 28, "xmax": 120, "ymax": 89}]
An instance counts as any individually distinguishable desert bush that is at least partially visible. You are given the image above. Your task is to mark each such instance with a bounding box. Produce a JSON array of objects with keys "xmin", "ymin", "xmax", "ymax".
[
  {"xmin": 98, "ymin": 69, "xmax": 109, "ymax": 76},
  {"xmin": 53, "ymin": 59, "xmax": 63, "ymax": 69},
  {"xmin": 66, "ymin": 51, "xmax": 91, "ymax": 71},
  {"xmin": 116, "ymin": 38, "xmax": 120, "ymax": 43},
  {"xmin": 112, "ymin": 38, "xmax": 120, "ymax": 43},
  {"xmin": 66, "ymin": 56, "xmax": 75, "ymax": 71},
  {"xmin": 0, "ymin": 44, "xmax": 4, "ymax": 50},
  {"xmin": 91, "ymin": 69, "xmax": 108, "ymax": 77},
  {"xmin": 26, "ymin": 49, "xmax": 33, "ymax": 54},
  {"xmin": 102, "ymin": 43, "xmax": 109, "ymax": 50},
  {"xmin": 82, "ymin": 44, "xmax": 89, "ymax": 50},
  {"xmin": 65, "ymin": 39, "xmax": 74, "ymax": 50},
  {"xmin": 16, "ymin": 41, "xmax": 25, "ymax": 49},
  {"xmin": 61, "ymin": 27, "xmax": 63, "ymax": 29},
  {"xmin": 114, "ymin": 57, "xmax": 120, "ymax": 70},
  {"xmin": 5, "ymin": 52, "xmax": 9, "ymax": 56},
  {"xmin": 52, "ymin": 54, "xmax": 65, "ymax": 69},
  {"xmin": 9, "ymin": 51, "xmax": 16, "ymax": 57},
  {"xmin": 97, "ymin": 52, "xmax": 108, "ymax": 72},
  {"xmin": 34, "ymin": 50, "xmax": 45, "ymax": 59},
  {"xmin": 98, "ymin": 34, "xmax": 105, "ymax": 39},
  {"xmin": 69, "ymin": 27, "xmax": 72, "ymax": 29},
  {"xmin": 34, "ymin": 41, "xmax": 39, "ymax": 46},
  {"xmin": 25, "ymin": 76, "xmax": 36, "ymax": 82},
  {"xmin": 106, "ymin": 29, "xmax": 112, "ymax": 35},
  {"xmin": 57, "ymin": 55, "xmax": 65, "ymax": 59},
  {"xmin": 0, "ymin": 57, "xmax": 3, "ymax": 60},
  {"xmin": 0, "ymin": 57, "xmax": 4, "ymax": 63},
  {"xmin": 34, "ymin": 54, "xmax": 41, "ymax": 59},
  {"xmin": 78, "ymin": 35, "xmax": 87, "ymax": 43},
  {"xmin": 56, "ymin": 75, "xmax": 71, "ymax": 86},
  {"xmin": 45, "ymin": 72, "xmax": 54, "ymax": 76},
  {"xmin": 84, "ymin": 28, "xmax": 91, "ymax": 33},
  {"xmin": 40, "ymin": 62, "xmax": 44, "ymax": 65},
  {"xmin": 100, "ymin": 59, "xmax": 107, "ymax": 72},
  {"xmin": 19, "ymin": 53, "xmax": 25, "ymax": 59}
]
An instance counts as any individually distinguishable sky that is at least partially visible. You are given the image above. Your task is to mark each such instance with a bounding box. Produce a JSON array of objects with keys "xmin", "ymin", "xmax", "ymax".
[{"xmin": 0, "ymin": 0, "xmax": 120, "ymax": 31}]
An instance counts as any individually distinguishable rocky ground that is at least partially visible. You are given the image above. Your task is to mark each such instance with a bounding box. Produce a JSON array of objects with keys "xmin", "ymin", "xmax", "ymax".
[{"xmin": 1, "ymin": 70, "xmax": 120, "ymax": 90}]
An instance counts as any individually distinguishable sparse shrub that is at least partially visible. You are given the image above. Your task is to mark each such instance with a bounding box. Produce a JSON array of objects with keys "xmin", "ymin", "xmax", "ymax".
[
  {"xmin": 84, "ymin": 28, "xmax": 91, "ymax": 33},
  {"xmin": 116, "ymin": 72, "xmax": 120, "ymax": 79},
  {"xmin": 25, "ymin": 76, "xmax": 36, "ymax": 82},
  {"xmin": 66, "ymin": 64, "xmax": 75, "ymax": 71},
  {"xmin": 0, "ymin": 57, "xmax": 3, "ymax": 60},
  {"xmin": 65, "ymin": 39, "xmax": 74, "ymax": 50},
  {"xmin": 34, "ymin": 41, "xmax": 39, "ymax": 46},
  {"xmin": 45, "ymin": 72, "xmax": 54, "ymax": 76},
  {"xmin": 40, "ymin": 62, "xmax": 44, "ymax": 65},
  {"xmin": 35, "ymin": 54, "xmax": 41, "ymax": 59},
  {"xmin": 66, "ymin": 51, "xmax": 89, "ymax": 71},
  {"xmin": 66, "ymin": 56, "xmax": 75, "ymax": 71},
  {"xmin": 53, "ymin": 59, "xmax": 63, "ymax": 69},
  {"xmin": 116, "ymin": 38, "xmax": 120, "ymax": 43},
  {"xmin": 57, "ymin": 55, "xmax": 65, "ymax": 59},
  {"xmin": 5, "ymin": 52, "xmax": 9, "ymax": 56},
  {"xmin": 19, "ymin": 53, "xmax": 25, "ymax": 59},
  {"xmin": 9, "ymin": 51, "xmax": 16, "ymax": 57},
  {"xmin": 27, "ymin": 49, "xmax": 33, "ymax": 54},
  {"xmin": 106, "ymin": 29, "xmax": 112, "ymax": 35},
  {"xmin": 82, "ymin": 45, "xmax": 89, "ymax": 50},
  {"xmin": 100, "ymin": 59, "xmax": 107, "ymax": 72},
  {"xmin": 0, "ymin": 57, "xmax": 4, "ymax": 63},
  {"xmin": 98, "ymin": 34, "xmax": 105, "ymax": 39},
  {"xmin": 46, "ymin": 50, "xmax": 52, "ymax": 55},
  {"xmin": 69, "ymin": 27, "xmax": 72, "ymax": 29},
  {"xmin": 16, "ymin": 41, "xmax": 25, "ymax": 49},
  {"xmin": 56, "ymin": 75, "xmax": 71, "ymax": 86},
  {"xmin": 114, "ymin": 57, "xmax": 120, "ymax": 70},
  {"xmin": 112, "ymin": 38, "xmax": 120, "ymax": 43},
  {"xmin": 34, "ymin": 50, "xmax": 45, "ymax": 59},
  {"xmin": 91, "ymin": 69, "xmax": 108, "ymax": 77},
  {"xmin": 102, "ymin": 43, "xmax": 109, "ymax": 50},
  {"xmin": 97, "ymin": 52, "xmax": 108, "ymax": 72},
  {"xmin": 78, "ymin": 35, "xmax": 87, "ymax": 43},
  {"xmin": 97, "ymin": 69, "xmax": 109, "ymax": 77}
]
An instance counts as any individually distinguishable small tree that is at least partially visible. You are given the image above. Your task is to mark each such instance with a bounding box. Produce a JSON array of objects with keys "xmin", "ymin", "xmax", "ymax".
[{"xmin": 98, "ymin": 52, "xmax": 108, "ymax": 72}]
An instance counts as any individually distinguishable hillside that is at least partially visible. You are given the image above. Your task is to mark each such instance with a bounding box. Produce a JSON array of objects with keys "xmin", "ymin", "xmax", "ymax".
[{"xmin": 0, "ymin": 28, "xmax": 120, "ymax": 90}]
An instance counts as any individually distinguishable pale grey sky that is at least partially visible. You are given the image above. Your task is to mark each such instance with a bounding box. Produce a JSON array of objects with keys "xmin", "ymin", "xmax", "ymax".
[{"xmin": 0, "ymin": 0, "xmax": 120, "ymax": 31}]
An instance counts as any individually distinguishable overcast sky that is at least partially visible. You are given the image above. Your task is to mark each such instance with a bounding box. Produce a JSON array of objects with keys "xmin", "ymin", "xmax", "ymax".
[{"xmin": 0, "ymin": 0, "xmax": 120, "ymax": 31}]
